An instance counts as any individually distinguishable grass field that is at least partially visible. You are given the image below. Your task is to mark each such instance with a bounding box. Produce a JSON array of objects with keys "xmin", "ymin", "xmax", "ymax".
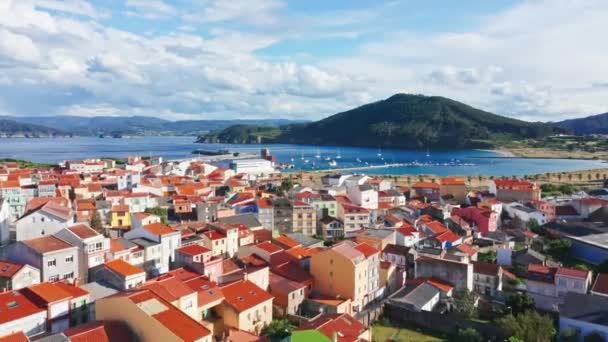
[{"xmin": 372, "ymin": 325, "xmax": 446, "ymax": 342}]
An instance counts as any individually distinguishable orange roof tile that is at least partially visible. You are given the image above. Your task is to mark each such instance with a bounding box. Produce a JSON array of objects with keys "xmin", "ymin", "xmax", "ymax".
[
  {"xmin": 24, "ymin": 282, "xmax": 72, "ymax": 304},
  {"xmin": 176, "ymin": 244, "xmax": 211, "ymax": 256},
  {"xmin": 0, "ymin": 331, "xmax": 28, "ymax": 342},
  {"xmin": 354, "ymin": 243, "xmax": 379, "ymax": 257},
  {"xmin": 143, "ymin": 223, "xmax": 176, "ymax": 236},
  {"xmin": 0, "ymin": 291, "xmax": 45, "ymax": 325},
  {"xmin": 68, "ymin": 224, "xmax": 100, "ymax": 239},
  {"xmin": 105, "ymin": 259, "xmax": 145, "ymax": 277},
  {"xmin": 221, "ymin": 280, "xmax": 273, "ymax": 312},
  {"xmin": 256, "ymin": 241, "xmax": 284, "ymax": 254},
  {"xmin": 64, "ymin": 321, "xmax": 134, "ymax": 342},
  {"xmin": 0, "ymin": 260, "xmax": 25, "ymax": 278},
  {"xmin": 23, "ymin": 235, "xmax": 73, "ymax": 254}
]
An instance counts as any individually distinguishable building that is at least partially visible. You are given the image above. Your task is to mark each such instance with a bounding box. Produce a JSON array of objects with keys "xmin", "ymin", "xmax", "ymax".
[
  {"xmin": 319, "ymin": 216, "xmax": 344, "ymax": 240},
  {"xmin": 504, "ymin": 203, "xmax": 548, "ymax": 226},
  {"xmin": 310, "ymin": 242, "xmax": 379, "ymax": 312},
  {"xmin": 141, "ymin": 275, "xmax": 199, "ymax": 319},
  {"xmin": 411, "ymin": 182, "xmax": 440, "ymax": 202},
  {"xmin": 0, "ymin": 290, "xmax": 46, "ymax": 337},
  {"xmin": 230, "ymin": 159, "xmax": 275, "ymax": 176},
  {"xmin": 555, "ymin": 267, "xmax": 592, "ymax": 296},
  {"xmin": 346, "ymin": 184, "xmax": 378, "ymax": 210},
  {"xmin": 493, "ymin": 179, "xmax": 541, "ymax": 202},
  {"xmin": 451, "ymin": 206, "xmax": 497, "ymax": 236},
  {"xmin": 268, "ymin": 272, "xmax": 306, "ymax": 316},
  {"xmin": 11, "ymin": 236, "xmax": 79, "ymax": 282},
  {"xmin": 440, "ymin": 177, "xmax": 467, "ymax": 203},
  {"xmin": 175, "ymin": 244, "xmax": 212, "ymax": 269},
  {"xmin": 96, "ymin": 289, "xmax": 212, "ymax": 342},
  {"xmin": 414, "ymin": 256, "xmax": 473, "ymax": 291},
  {"xmin": 255, "ymin": 198, "xmax": 274, "ymax": 232},
  {"xmin": 217, "ymin": 280, "xmax": 274, "ymax": 335},
  {"xmin": 124, "ymin": 223, "xmax": 181, "ymax": 275},
  {"xmin": 291, "ymin": 201, "xmax": 317, "ymax": 236},
  {"xmin": 201, "ymin": 231, "xmax": 227, "ymax": 257},
  {"xmin": 63, "ymin": 320, "xmax": 135, "ymax": 341},
  {"xmin": 591, "ymin": 273, "xmax": 608, "ymax": 297},
  {"xmin": 15, "ymin": 201, "xmax": 74, "ymax": 241},
  {"xmin": 0, "ymin": 199, "xmax": 9, "ymax": 245},
  {"xmin": 272, "ymin": 198, "xmax": 293, "ymax": 235},
  {"xmin": 90, "ymin": 259, "xmax": 146, "ymax": 290},
  {"xmin": 299, "ymin": 313, "xmax": 371, "ymax": 342},
  {"xmin": 55, "ymin": 224, "xmax": 110, "ymax": 282},
  {"xmin": 0, "ymin": 260, "xmax": 40, "ymax": 291},
  {"xmin": 472, "ymin": 261, "xmax": 502, "ymax": 297},
  {"xmin": 355, "ymin": 229, "xmax": 396, "ymax": 251},
  {"xmin": 309, "ymin": 194, "xmax": 338, "ymax": 221},
  {"xmin": 338, "ymin": 203, "xmax": 370, "ymax": 237},
  {"xmin": 559, "ymin": 293, "xmax": 608, "ymax": 341}
]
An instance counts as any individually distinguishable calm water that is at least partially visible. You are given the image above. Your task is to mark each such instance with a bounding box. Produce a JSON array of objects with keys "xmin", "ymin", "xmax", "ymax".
[{"xmin": 0, "ymin": 137, "xmax": 605, "ymax": 176}]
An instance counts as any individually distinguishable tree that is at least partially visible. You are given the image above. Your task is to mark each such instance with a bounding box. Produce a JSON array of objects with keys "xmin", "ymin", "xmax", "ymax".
[
  {"xmin": 261, "ymin": 319, "xmax": 292, "ymax": 339},
  {"xmin": 505, "ymin": 293, "xmax": 535, "ymax": 316},
  {"xmin": 584, "ymin": 331, "xmax": 606, "ymax": 342},
  {"xmin": 546, "ymin": 239, "xmax": 572, "ymax": 260},
  {"xmin": 89, "ymin": 212, "xmax": 104, "ymax": 235},
  {"xmin": 454, "ymin": 328, "xmax": 482, "ymax": 342},
  {"xmin": 453, "ymin": 289, "xmax": 477, "ymax": 319},
  {"xmin": 498, "ymin": 311, "xmax": 556, "ymax": 342},
  {"xmin": 527, "ymin": 218, "xmax": 542, "ymax": 235},
  {"xmin": 145, "ymin": 207, "xmax": 168, "ymax": 224},
  {"xmin": 560, "ymin": 328, "xmax": 580, "ymax": 342}
]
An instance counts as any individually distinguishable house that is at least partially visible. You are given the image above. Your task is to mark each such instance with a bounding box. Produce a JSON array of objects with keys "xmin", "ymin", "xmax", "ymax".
[
  {"xmin": 291, "ymin": 201, "xmax": 317, "ymax": 236},
  {"xmin": 395, "ymin": 224, "xmax": 419, "ymax": 247},
  {"xmin": 217, "ymin": 280, "xmax": 274, "ymax": 334},
  {"xmin": 0, "ymin": 260, "xmax": 40, "ymax": 291},
  {"xmin": 346, "ymin": 184, "xmax": 378, "ymax": 210},
  {"xmin": 591, "ymin": 273, "xmax": 608, "ymax": 297},
  {"xmin": 272, "ymin": 198, "xmax": 293, "ymax": 235},
  {"xmin": 300, "ymin": 313, "xmax": 371, "ymax": 342},
  {"xmin": 310, "ymin": 241, "xmax": 379, "ymax": 312},
  {"xmin": 472, "ymin": 261, "xmax": 502, "ymax": 297},
  {"xmin": 308, "ymin": 194, "xmax": 338, "ymax": 221},
  {"xmin": 96, "ymin": 289, "xmax": 212, "ymax": 342},
  {"xmin": 492, "ymin": 179, "xmax": 541, "ymax": 202},
  {"xmin": 0, "ymin": 180, "xmax": 26, "ymax": 222},
  {"xmin": 319, "ymin": 216, "xmax": 344, "ymax": 240},
  {"xmin": 268, "ymin": 272, "xmax": 306, "ymax": 316},
  {"xmin": 355, "ymin": 228, "xmax": 396, "ymax": 251},
  {"xmin": 183, "ymin": 275, "xmax": 225, "ymax": 322},
  {"xmin": 22, "ymin": 282, "xmax": 90, "ymax": 333},
  {"xmin": 63, "ymin": 320, "xmax": 135, "ymax": 341},
  {"xmin": 141, "ymin": 275, "xmax": 199, "ymax": 319},
  {"xmin": 124, "ymin": 223, "xmax": 181, "ymax": 275},
  {"xmin": 451, "ymin": 206, "xmax": 497, "ymax": 237},
  {"xmin": 440, "ymin": 177, "xmax": 467, "ymax": 203},
  {"xmin": 55, "ymin": 224, "xmax": 110, "ymax": 282},
  {"xmin": 0, "ymin": 199, "xmax": 8, "ymax": 245},
  {"xmin": 90, "ymin": 259, "xmax": 146, "ymax": 290},
  {"xmin": 559, "ymin": 293, "xmax": 608, "ymax": 341},
  {"xmin": 11, "ymin": 236, "xmax": 79, "ymax": 283},
  {"xmin": 110, "ymin": 205, "xmax": 131, "ymax": 232},
  {"xmin": 414, "ymin": 256, "xmax": 473, "ymax": 291},
  {"xmin": 525, "ymin": 264, "xmax": 590, "ymax": 311},
  {"xmin": 338, "ymin": 203, "xmax": 370, "ymax": 237},
  {"xmin": 175, "ymin": 244, "xmax": 212, "ymax": 269},
  {"xmin": 504, "ymin": 203, "xmax": 548, "ymax": 226},
  {"xmin": 0, "ymin": 289, "xmax": 46, "ymax": 337},
  {"xmin": 526, "ymin": 264, "xmax": 558, "ymax": 300},
  {"xmin": 389, "ymin": 281, "xmax": 441, "ymax": 312},
  {"xmin": 201, "ymin": 231, "xmax": 227, "ymax": 257},
  {"xmin": 411, "ymin": 182, "xmax": 440, "ymax": 202},
  {"xmin": 131, "ymin": 212, "xmax": 161, "ymax": 230},
  {"xmin": 255, "ymin": 198, "xmax": 274, "ymax": 232},
  {"xmin": 382, "ymin": 244, "xmax": 412, "ymax": 269},
  {"xmin": 15, "ymin": 201, "xmax": 74, "ymax": 241},
  {"xmin": 555, "ymin": 267, "xmax": 592, "ymax": 296},
  {"xmin": 209, "ymin": 223, "xmax": 239, "ymax": 258}
]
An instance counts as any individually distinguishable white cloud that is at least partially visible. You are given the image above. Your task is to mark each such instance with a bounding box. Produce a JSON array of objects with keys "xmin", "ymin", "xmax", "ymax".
[{"xmin": 125, "ymin": 0, "xmax": 176, "ymax": 19}]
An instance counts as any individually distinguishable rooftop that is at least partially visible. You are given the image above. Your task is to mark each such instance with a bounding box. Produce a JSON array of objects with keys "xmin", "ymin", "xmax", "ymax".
[
  {"xmin": 104, "ymin": 259, "xmax": 145, "ymax": 277},
  {"xmin": 23, "ymin": 235, "xmax": 74, "ymax": 254},
  {"xmin": 221, "ymin": 280, "xmax": 273, "ymax": 312},
  {"xmin": 68, "ymin": 224, "xmax": 100, "ymax": 240}
]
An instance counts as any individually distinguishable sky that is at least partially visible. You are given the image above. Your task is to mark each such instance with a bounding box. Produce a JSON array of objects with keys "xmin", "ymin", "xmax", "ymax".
[{"xmin": 0, "ymin": 0, "xmax": 607, "ymax": 122}]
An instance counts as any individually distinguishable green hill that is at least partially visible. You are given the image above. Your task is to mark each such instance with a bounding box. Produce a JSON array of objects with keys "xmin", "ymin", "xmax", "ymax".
[
  {"xmin": 197, "ymin": 94, "xmax": 562, "ymax": 149},
  {"xmin": 0, "ymin": 119, "xmax": 68, "ymax": 138},
  {"xmin": 196, "ymin": 124, "xmax": 282, "ymax": 144},
  {"xmin": 553, "ymin": 112, "xmax": 608, "ymax": 134}
]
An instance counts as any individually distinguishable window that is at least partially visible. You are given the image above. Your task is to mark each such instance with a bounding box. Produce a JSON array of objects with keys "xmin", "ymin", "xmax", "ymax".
[
  {"xmin": 329, "ymin": 271, "xmax": 333, "ymax": 277},
  {"xmin": 49, "ymin": 275, "xmax": 59, "ymax": 281},
  {"xmin": 48, "ymin": 259, "xmax": 56, "ymax": 267},
  {"xmin": 63, "ymin": 272, "xmax": 74, "ymax": 279},
  {"xmin": 65, "ymin": 255, "xmax": 74, "ymax": 263},
  {"xmin": 574, "ymin": 282, "xmax": 582, "ymax": 289}
]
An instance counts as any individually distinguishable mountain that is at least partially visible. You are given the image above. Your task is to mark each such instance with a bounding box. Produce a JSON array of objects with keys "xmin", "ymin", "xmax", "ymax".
[
  {"xmin": 552, "ymin": 112, "xmax": 608, "ymax": 134},
  {"xmin": 197, "ymin": 125, "xmax": 282, "ymax": 144},
  {"xmin": 0, "ymin": 116, "xmax": 307, "ymax": 136},
  {"xmin": 0, "ymin": 119, "xmax": 68, "ymax": 137},
  {"xmin": 197, "ymin": 94, "xmax": 562, "ymax": 149}
]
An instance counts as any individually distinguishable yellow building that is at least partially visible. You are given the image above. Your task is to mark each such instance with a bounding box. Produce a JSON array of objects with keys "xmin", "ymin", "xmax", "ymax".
[
  {"xmin": 310, "ymin": 241, "xmax": 379, "ymax": 312},
  {"xmin": 111, "ymin": 204, "xmax": 131, "ymax": 231},
  {"xmin": 217, "ymin": 280, "xmax": 274, "ymax": 335}
]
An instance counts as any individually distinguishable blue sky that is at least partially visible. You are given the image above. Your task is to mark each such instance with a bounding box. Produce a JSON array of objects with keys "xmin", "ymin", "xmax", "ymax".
[{"xmin": 0, "ymin": 0, "xmax": 607, "ymax": 121}]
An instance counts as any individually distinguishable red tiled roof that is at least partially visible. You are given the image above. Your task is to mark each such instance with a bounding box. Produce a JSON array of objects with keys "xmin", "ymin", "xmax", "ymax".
[
  {"xmin": 455, "ymin": 243, "xmax": 478, "ymax": 256},
  {"xmin": 556, "ymin": 267, "xmax": 589, "ymax": 280},
  {"xmin": 184, "ymin": 276, "xmax": 224, "ymax": 308},
  {"xmin": 354, "ymin": 243, "xmax": 379, "ymax": 257},
  {"xmin": 256, "ymin": 241, "xmax": 284, "ymax": 254},
  {"xmin": 424, "ymin": 221, "xmax": 449, "ymax": 235},
  {"xmin": 0, "ymin": 331, "xmax": 28, "ymax": 342},
  {"xmin": 0, "ymin": 260, "xmax": 25, "ymax": 278},
  {"xmin": 441, "ymin": 177, "xmax": 465, "ymax": 186},
  {"xmin": 144, "ymin": 223, "xmax": 176, "ymax": 236},
  {"xmin": 126, "ymin": 290, "xmax": 211, "ymax": 341},
  {"xmin": 68, "ymin": 224, "xmax": 100, "ymax": 239},
  {"xmin": 591, "ymin": 273, "xmax": 608, "ymax": 295},
  {"xmin": 142, "ymin": 275, "xmax": 196, "ymax": 302},
  {"xmin": 176, "ymin": 244, "xmax": 210, "ymax": 256},
  {"xmin": 24, "ymin": 282, "xmax": 72, "ymax": 304},
  {"xmin": 412, "ymin": 182, "xmax": 439, "ymax": 189},
  {"xmin": 494, "ymin": 179, "xmax": 537, "ymax": 189},
  {"xmin": 301, "ymin": 313, "xmax": 366, "ymax": 342},
  {"xmin": 111, "ymin": 205, "xmax": 130, "ymax": 212},
  {"xmin": 555, "ymin": 205, "xmax": 579, "ymax": 216},
  {"xmin": 0, "ymin": 291, "xmax": 45, "ymax": 325},
  {"xmin": 472, "ymin": 261, "xmax": 501, "ymax": 276},
  {"xmin": 256, "ymin": 198, "xmax": 273, "ymax": 209},
  {"xmin": 64, "ymin": 320, "xmax": 133, "ymax": 342},
  {"xmin": 221, "ymin": 280, "xmax": 273, "ymax": 312},
  {"xmin": 205, "ymin": 231, "xmax": 226, "ymax": 241},
  {"xmin": 105, "ymin": 259, "xmax": 144, "ymax": 277},
  {"xmin": 23, "ymin": 235, "xmax": 73, "ymax": 254},
  {"xmin": 273, "ymin": 235, "xmax": 301, "ymax": 249},
  {"xmin": 435, "ymin": 230, "xmax": 460, "ymax": 243},
  {"xmin": 410, "ymin": 277, "xmax": 454, "ymax": 292}
]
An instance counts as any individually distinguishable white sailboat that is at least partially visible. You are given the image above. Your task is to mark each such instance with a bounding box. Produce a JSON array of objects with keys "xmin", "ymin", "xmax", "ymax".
[
  {"xmin": 328, "ymin": 160, "xmax": 337, "ymax": 167},
  {"xmin": 336, "ymin": 149, "xmax": 342, "ymax": 159},
  {"xmin": 315, "ymin": 149, "xmax": 321, "ymax": 159},
  {"xmin": 426, "ymin": 149, "xmax": 430, "ymax": 158},
  {"xmin": 377, "ymin": 148, "xmax": 382, "ymax": 157}
]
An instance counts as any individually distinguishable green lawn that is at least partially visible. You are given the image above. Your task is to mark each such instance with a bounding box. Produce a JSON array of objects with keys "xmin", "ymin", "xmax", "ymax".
[{"xmin": 372, "ymin": 325, "xmax": 446, "ymax": 342}]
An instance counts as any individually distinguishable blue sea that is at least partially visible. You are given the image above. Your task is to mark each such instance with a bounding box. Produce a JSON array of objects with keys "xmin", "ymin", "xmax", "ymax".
[{"xmin": 0, "ymin": 136, "xmax": 604, "ymax": 176}]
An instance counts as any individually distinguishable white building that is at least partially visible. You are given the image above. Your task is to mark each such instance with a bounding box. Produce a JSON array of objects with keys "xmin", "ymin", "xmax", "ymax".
[
  {"xmin": 55, "ymin": 224, "xmax": 110, "ymax": 283},
  {"xmin": 346, "ymin": 184, "xmax": 378, "ymax": 210},
  {"xmin": 15, "ymin": 201, "xmax": 74, "ymax": 241},
  {"xmin": 230, "ymin": 159, "xmax": 275, "ymax": 176},
  {"xmin": 0, "ymin": 198, "xmax": 9, "ymax": 245},
  {"xmin": 124, "ymin": 223, "xmax": 181, "ymax": 275},
  {"xmin": 504, "ymin": 203, "xmax": 547, "ymax": 226}
]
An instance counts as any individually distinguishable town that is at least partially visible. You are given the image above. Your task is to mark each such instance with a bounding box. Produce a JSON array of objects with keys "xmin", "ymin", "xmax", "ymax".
[{"xmin": 0, "ymin": 151, "xmax": 607, "ymax": 342}]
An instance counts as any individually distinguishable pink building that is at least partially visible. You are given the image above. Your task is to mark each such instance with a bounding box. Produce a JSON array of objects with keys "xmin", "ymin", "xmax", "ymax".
[{"xmin": 451, "ymin": 207, "xmax": 497, "ymax": 236}]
